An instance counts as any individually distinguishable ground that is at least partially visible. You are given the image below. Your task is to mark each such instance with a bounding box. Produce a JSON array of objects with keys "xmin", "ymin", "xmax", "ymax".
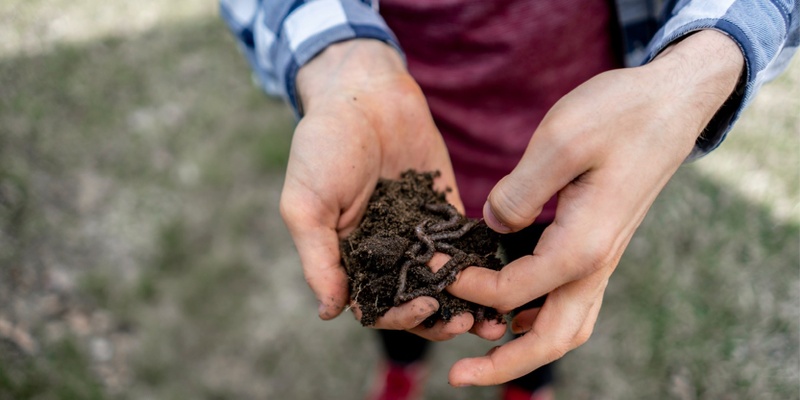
[{"xmin": 0, "ymin": 2, "xmax": 798, "ymax": 399}]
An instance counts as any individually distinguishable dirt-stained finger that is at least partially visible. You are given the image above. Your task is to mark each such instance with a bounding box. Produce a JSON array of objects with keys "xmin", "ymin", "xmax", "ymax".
[
  {"xmin": 351, "ymin": 297, "xmax": 475, "ymax": 341},
  {"xmin": 409, "ymin": 312, "xmax": 474, "ymax": 342},
  {"xmin": 469, "ymin": 318, "xmax": 507, "ymax": 341},
  {"xmin": 366, "ymin": 297, "xmax": 439, "ymax": 330}
]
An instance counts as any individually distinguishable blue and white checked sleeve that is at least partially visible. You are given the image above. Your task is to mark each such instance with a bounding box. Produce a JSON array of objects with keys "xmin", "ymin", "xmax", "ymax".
[
  {"xmin": 640, "ymin": 0, "xmax": 799, "ymax": 159},
  {"xmin": 221, "ymin": 0, "xmax": 798, "ymax": 159},
  {"xmin": 219, "ymin": 0, "xmax": 401, "ymax": 116}
]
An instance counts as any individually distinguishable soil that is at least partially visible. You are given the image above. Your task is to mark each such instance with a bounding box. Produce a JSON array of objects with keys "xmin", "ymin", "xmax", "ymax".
[{"xmin": 340, "ymin": 170, "xmax": 505, "ymax": 327}]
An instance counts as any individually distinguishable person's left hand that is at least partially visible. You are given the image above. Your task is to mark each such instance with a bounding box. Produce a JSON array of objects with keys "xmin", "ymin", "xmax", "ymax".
[{"xmin": 439, "ymin": 30, "xmax": 744, "ymax": 386}]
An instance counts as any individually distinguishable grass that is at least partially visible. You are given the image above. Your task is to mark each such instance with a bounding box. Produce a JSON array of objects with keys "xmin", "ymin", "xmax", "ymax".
[
  {"xmin": 0, "ymin": 2, "xmax": 797, "ymax": 399},
  {"xmin": 0, "ymin": 338, "xmax": 105, "ymax": 400}
]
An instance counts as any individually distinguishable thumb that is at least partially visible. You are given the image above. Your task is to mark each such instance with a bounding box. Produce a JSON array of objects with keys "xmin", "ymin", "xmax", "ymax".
[{"xmin": 484, "ymin": 135, "xmax": 589, "ymax": 233}]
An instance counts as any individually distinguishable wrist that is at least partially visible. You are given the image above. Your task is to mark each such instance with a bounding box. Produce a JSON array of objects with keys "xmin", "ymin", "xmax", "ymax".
[
  {"xmin": 296, "ymin": 39, "xmax": 409, "ymax": 114},
  {"xmin": 645, "ymin": 30, "xmax": 744, "ymax": 138}
]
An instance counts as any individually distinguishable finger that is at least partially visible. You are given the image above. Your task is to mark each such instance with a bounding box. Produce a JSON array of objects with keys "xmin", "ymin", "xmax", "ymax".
[
  {"xmin": 469, "ymin": 318, "xmax": 507, "ymax": 341},
  {"xmin": 510, "ymin": 307, "xmax": 540, "ymax": 335},
  {"xmin": 576, "ymin": 292, "xmax": 603, "ymax": 345},
  {"xmin": 280, "ymin": 187, "xmax": 350, "ymax": 320},
  {"xmin": 427, "ymin": 252, "xmax": 451, "ymax": 272},
  {"xmin": 427, "ymin": 253, "xmax": 507, "ymax": 341},
  {"xmin": 351, "ymin": 298, "xmax": 475, "ymax": 342},
  {"xmin": 448, "ymin": 269, "xmax": 608, "ymax": 386},
  {"xmin": 442, "ymin": 220, "xmax": 580, "ymax": 312},
  {"xmin": 400, "ymin": 253, "xmax": 502, "ymax": 341},
  {"xmin": 409, "ymin": 312, "xmax": 474, "ymax": 341},
  {"xmin": 351, "ymin": 297, "xmax": 439, "ymax": 330}
]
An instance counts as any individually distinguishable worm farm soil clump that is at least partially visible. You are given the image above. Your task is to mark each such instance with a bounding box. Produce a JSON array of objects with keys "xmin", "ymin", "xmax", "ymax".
[{"xmin": 340, "ymin": 170, "xmax": 505, "ymax": 327}]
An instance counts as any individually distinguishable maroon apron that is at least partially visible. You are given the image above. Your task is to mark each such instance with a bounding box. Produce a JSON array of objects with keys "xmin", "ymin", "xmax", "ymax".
[{"xmin": 380, "ymin": 0, "xmax": 620, "ymax": 220}]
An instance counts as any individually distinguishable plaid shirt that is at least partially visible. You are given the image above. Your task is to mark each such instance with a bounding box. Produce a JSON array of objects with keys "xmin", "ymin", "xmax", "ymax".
[{"xmin": 220, "ymin": 0, "xmax": 799, "ymax": 157}]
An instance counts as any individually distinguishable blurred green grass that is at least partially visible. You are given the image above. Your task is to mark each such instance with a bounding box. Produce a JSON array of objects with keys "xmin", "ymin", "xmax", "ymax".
[{"xmin": 0, "ymin": 2, "xmax": 798, "ymax": 400}]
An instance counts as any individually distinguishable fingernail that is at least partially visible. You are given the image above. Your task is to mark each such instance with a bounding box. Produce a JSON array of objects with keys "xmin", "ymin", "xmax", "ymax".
[
  {"xmin": 483, "ymin": 202, "xmax": 510, "ymax": 233},
  {"xmin": 318, "ymin": 301, "xmax": 327, "ymax": 315}
]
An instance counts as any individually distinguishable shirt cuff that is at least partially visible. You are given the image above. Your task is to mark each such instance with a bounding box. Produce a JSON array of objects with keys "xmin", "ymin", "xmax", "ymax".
[
  {"xmin": 272, "ymin": 0, "xmax": 403, "ymax": 117},
  {"xmin": 641, "ymin": 2, "xmax": 793, "ymax": 160}
]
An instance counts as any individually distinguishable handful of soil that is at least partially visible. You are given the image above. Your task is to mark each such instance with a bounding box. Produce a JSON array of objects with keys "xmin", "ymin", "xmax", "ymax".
[{"xmin": 340, "ymin": 170, "xmax": 505, "ymax": 327}]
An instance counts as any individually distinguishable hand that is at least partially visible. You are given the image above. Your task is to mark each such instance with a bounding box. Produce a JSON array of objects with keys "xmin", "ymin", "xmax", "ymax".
[
  {"xmin": 280, "ymin": 40, "xmax": 505, "ymax": 341},
  {"xmin": 440, "ymin": 30, "xmax": 744, "ymax": 385}
]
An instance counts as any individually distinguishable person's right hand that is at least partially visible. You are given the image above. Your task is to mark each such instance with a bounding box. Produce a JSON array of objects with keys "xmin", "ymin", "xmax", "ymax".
[{"xmin": 280, "ymin": 39, "xmax": 505, "ymax": 342}]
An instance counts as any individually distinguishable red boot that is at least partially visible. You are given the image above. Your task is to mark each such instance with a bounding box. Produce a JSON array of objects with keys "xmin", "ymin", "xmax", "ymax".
[
  {"xmin": 502, "ymin": 384, "xmax": 555, "ymax": 400},
  {"xmin": 366, "ymin": 361, "xmax": 428, "ymax": 400}
]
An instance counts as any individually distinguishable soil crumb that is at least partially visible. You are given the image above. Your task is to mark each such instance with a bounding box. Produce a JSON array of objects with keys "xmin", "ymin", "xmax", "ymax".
[{"xmin": 340, "ymin": 170, "xmax": 505, "ymax": 327}]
